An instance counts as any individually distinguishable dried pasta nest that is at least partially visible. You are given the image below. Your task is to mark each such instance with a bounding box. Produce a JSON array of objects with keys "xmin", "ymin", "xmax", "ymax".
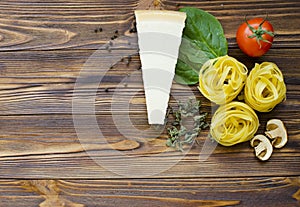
[
  {"xmin": 198, "ymin": 55, "xmax": 248, "ymax": 105},
  {"xmin": 210, "ymin": 101, "xmax": 259, "ymax": 146},
  {"xmin": 244, "ymin": 62, "xmax": 286, "ymax": 112}
]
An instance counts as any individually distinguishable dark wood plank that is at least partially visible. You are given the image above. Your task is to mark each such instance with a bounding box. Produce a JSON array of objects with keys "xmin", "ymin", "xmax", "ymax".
[
  {"xmin": 0, "ymin": 177, "xmax": 299, "ymax": 207},
  {"xmin": 0, "ymin": 113, "xmax": 299, "ymax": 178},
  {"xmin": 0, "ymin": 0, "xmax": 298, "ymax": 51},
  {"xmin": 0, "ymin": 48, "xmax": 298, "ymax": 115}
]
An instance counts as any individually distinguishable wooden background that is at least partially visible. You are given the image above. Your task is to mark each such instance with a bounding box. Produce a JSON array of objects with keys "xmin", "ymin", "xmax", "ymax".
[{"xmin": 0, "ymin": 0, "xmax": 299, "ymax": 206}]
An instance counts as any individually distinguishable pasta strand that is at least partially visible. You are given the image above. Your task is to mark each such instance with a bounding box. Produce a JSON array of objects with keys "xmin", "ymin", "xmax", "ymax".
[
  {"xmin": 244, "ymin": 62, "xmax": 286, "ymax": 112},
  {"xmin": 198, "ymin": 55, "xmax": 248, "ymax": 104},
  {"xmin": 210, "ymin": 101, "xmax": 259, "ymax": 146}
]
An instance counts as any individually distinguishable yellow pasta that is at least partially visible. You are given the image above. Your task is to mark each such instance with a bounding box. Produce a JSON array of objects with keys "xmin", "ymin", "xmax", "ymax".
[
  {"xmin": 210, "ymin": 101, "xmax": 259, "ymax": 146},
  {"xmin": 244, "ymin": 62, "xmax": 286, "ymax": 112},
  {"xmin": 198, "ymin": 55, "xmax": 248, "ymax": 105}
]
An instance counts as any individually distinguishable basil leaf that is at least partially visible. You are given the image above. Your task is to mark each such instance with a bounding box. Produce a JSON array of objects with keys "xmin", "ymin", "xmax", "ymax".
[
  {"xmin": 174, "ymin": 59, "xmax": 199, "ymax": 85},
  {"xmin": 175, "ymin": 7, "xmax": 228, "ymax": 85},
  {"xmin": 180, "ymin": 7, "xmax": 228, "ymax": 57},
  {"xmin": 179, "ymin": 37, "xmax": 211, "ymax": 68}
]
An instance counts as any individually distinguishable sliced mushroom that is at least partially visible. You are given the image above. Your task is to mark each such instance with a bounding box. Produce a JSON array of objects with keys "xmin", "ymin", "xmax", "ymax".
[
  {"xmin": 265, "ymin": 119, "xmax": 288, "ymax": 148},
  {"xmin": 250, "ymin": 135, "xmax": 273, "ymax": 161}
]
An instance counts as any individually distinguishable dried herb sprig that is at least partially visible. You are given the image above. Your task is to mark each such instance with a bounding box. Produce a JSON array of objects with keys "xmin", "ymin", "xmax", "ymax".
[{"xmin": 166, "ymin": 98, "xmax": 209, "ymax": 151}]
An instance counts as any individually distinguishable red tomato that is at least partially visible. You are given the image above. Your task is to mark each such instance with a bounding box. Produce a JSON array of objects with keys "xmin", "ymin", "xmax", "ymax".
[{"xmin": 236, "ymin": 17, "xmax": 275, "ymax": 57}]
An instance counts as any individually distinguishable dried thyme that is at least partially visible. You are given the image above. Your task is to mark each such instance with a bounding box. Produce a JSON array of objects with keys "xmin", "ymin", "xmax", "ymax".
[{"xmin": 166, "ymin": 98, "xmax": 209, "ymax": 151}]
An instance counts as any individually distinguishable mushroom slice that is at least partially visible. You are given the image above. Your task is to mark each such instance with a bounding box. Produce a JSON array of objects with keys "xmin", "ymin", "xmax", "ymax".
[
  {"xmin": 265, "ymin": 119, "xmax": 288, "ymax": 148},
  {"xmin": 250, "ymin": 135, "xmax": 273, "ymax": 161}
]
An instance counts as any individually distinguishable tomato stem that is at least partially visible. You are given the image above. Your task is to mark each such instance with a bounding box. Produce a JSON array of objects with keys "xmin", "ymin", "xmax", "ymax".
[{"xmin": 245, "ymin": 16, "xmax": 275, "ymax": 48}]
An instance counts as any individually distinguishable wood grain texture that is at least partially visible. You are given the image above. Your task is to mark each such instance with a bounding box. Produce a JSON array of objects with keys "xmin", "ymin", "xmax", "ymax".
[
  {"xmin": 0, "ymin": 0, "xmax": 298, "ymax": 50},
  {"xmin": 0, "ymin": 112, "xmax": 299, "ymax": 178},
  {"xmin": 0, "ymin": 49, "xmax": 298, "ymax": 178},
  {"xmin": 0, "ymin": 177, "xmax": 300, "ymax": 207},
  {"xmin": 0, "ymin": 0, "xmax": 299, "ymax": 206},
  {"xmin": 0, "ymin": 48, "xmax": 298, "ymax": 115}
]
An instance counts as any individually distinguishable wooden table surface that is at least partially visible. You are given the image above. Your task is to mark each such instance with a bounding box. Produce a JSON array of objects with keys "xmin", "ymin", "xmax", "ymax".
[{"xmin": 0, "ymin": 0, "xmax": 299, "ymax": 206}]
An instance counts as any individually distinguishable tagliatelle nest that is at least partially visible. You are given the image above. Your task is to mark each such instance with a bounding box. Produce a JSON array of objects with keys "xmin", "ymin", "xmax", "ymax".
[
  {"xmin": 244, "ymin": 62, "xmax": 286, "ymax": 112},
  {"xmin": 210, "ymin": 101, "xmax": 259, "ymax": 146},
  {"xmin": 198, "ymin": 55, "xmax": 248, "ymax": 105}
]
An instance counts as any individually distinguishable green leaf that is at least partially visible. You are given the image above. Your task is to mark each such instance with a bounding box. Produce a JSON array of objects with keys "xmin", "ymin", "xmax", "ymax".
[
  {"xmin": 174, "ymin": 59, "xmax": 199, "ymax": 85},
  {"xmin": 178, "ymin": 37, "xmax": 210, "ymax": 71},
  {"xmin": 180, "ymin": 7, "xmax": 228, "ymax": 57},
  {"xmin": 175, "ymin": 7, "xmax": 228, "ymax": 85},
  {"xmin": 166, "ymin": 139, "xmax": 172, "ymax": 147}
]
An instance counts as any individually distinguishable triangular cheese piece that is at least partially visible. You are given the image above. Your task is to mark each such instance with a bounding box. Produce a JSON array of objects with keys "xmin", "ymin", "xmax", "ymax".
[{"xmin": 135, "ymin": 10, "xmax": 186, "ymax": 124}]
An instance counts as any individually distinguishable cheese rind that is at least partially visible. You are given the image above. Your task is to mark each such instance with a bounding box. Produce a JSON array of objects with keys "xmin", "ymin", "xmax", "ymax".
[
  {"xmin": 135, "ymin": 10, "xmax": 186, "ymax": 124},
  {"xmin": 135, "ymin": 10, "xmax": 187, "ymax": 22}
]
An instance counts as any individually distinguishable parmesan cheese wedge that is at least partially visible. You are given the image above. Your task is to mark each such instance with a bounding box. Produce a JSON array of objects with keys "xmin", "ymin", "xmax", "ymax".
[{"xmin": 135, "ymin": 10, "xmax": 186, "ymax": 124}]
